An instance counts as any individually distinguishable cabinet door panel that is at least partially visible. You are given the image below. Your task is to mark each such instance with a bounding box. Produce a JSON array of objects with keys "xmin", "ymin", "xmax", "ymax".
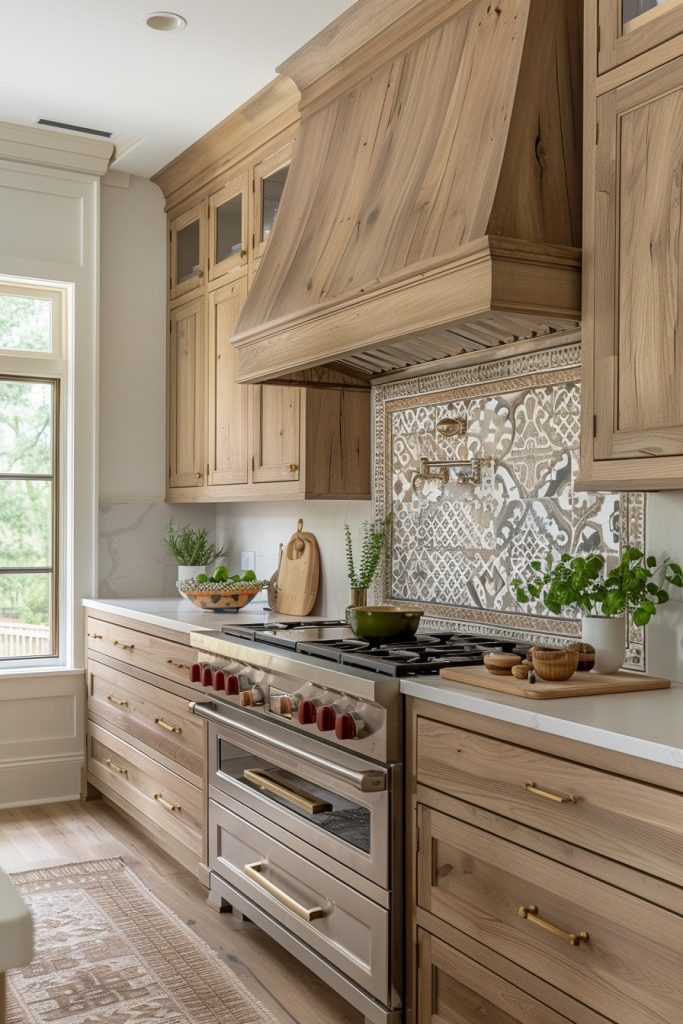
[
  {"xmin": 598, "ymin": 0, "xmax": 683, "ymax": 74},
  {"xmin": 170, "ymin": 202, "xmax": 206, "ymax": 300},
  {"xmin": 169, "ymin": 298, "xmax": 204, "ymax": 488},
  {"xmin": 252, "ymin": 142, "xmax": 294, "ymax": 261},
  {"xmin": 594, "ymin": 58, "xmax": 683, "ymax": 460},
  {"xmin": 207, "ymin": 278, "xmax": 249, "ymax": 486},
  {"xmin": 252, "ymin": 385, "xmax": 301, "ymax": 483},
  {"xmin": 208, "ymin": 173, "xmax": 248, "ymax": 282}
]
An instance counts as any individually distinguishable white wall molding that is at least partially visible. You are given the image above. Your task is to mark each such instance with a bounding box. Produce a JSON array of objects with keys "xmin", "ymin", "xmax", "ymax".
[{"xmin": 0, "ymin": 121, "xmax": 113, "ymax": 175}]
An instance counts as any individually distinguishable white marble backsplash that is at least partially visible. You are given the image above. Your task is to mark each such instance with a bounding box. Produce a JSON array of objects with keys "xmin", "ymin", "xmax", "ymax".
[{"xmin": 98, "ymin": 502, "xmax": 217, "ymax": 599}]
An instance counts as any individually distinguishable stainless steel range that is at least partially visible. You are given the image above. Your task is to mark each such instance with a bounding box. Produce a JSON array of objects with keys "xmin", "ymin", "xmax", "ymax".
[{"xmin": 188, "ymin": 620, "xmax": 523, "ymax": 1024}]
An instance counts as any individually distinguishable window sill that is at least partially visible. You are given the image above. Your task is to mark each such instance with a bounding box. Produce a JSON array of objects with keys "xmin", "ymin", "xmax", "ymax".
[{"xmin": 0, "ymin": 665, "xmax": 83, "ymax": 681}]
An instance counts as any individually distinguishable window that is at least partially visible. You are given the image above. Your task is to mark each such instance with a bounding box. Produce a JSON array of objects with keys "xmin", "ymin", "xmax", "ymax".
[{"xmin": 0, "ymin": 282, "xmax": 65, "ymax": 662}]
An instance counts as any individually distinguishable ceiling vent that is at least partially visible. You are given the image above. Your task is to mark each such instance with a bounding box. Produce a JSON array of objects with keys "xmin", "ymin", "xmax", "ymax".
[{"xmin": 36, "ymin": 118, "xmax": 113, "ymax": 139}]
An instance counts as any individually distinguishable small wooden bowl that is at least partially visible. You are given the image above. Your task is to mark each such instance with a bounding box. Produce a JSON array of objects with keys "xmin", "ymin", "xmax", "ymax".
[
  {"xmin": 566, "ymin": 642, "xmax": 596, "ymax": 672},
  {"xmin": 483, "ymin": 652, "xmax": 522, "ymax": 676},
  {"xmin": 511, "ymin": 663, "xmax": 530, "ymax": 680},
  {"xmin": 531, "ymin": 646, "xmax": 579, "ymax": 682}
]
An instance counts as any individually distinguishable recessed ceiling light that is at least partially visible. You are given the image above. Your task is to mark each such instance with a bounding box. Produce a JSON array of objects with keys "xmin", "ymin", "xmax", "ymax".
[{"xmin": 146, "ymin": 11, "xmax": 187, "ymax": 32}]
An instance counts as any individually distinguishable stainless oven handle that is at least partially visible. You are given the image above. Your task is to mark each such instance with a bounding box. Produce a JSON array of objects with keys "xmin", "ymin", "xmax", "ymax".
[{"xmin": 189, "ymin": 700, "xmax": 387, "ymax": 793}]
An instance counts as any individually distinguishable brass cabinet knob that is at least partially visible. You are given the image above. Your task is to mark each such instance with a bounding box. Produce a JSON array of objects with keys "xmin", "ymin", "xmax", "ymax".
[
  {"xmin": 194, "ymin": 472, "xmax": 202, "ymax": 479},
  {"xmin": 289, "ymin": 464, "xmax": 298, "ymax": 473}
]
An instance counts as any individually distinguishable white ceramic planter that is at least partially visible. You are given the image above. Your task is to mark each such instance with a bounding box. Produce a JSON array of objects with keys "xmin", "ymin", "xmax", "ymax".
[
  {"xmin": 177, "ymin": 565, "xmax": 206, "ymax": 583},
  {"xmin": 581, "ymin": 614, "xmax": 625, "ymax": 674}
]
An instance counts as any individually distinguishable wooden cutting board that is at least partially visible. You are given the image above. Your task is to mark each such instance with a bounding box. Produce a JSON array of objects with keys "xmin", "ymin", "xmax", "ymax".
[
  {"xmin": 272, "ymin": 519, "xmax": 320, "ymax": 616},
  {"xmin": 438, "ymin": 664, "xmax": 670, "ymax": 699}
]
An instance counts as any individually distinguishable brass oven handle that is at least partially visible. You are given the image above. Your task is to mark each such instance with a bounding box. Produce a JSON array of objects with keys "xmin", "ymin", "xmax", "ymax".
[
  {"xmin": 155, "ymin": 717, "xmax": 182, "ymax": 734},
  {"xmin": 105, "ymin": 758, "xmax": 128, "ymax": 776},
  {"xmin": 244, "ymin": 861, "xmax": 325, "ymax": 922},
  {"xmin": 107, "ymin": 693, "xmax": 129, "ymax": 708},
  {"xmin": 167, "ymin": 658, "xmax": 190, "ymax": 670},
  {"xmin": 153, "ymin": 792, "xmax": 181, "ymax": 812},
  {"xmin": 243, "ymin": 769, "xmax": 332, "ymax": 814},
  {"xmin": 525, "ymin": 781, "xmax": 577, "ymax": 804},
  {"xmin": 113, "ymin": 640, "xmax": 135, "ymax": 651},
  {"xmin": 518, "ymin": 905, "xmax": 589, "ymax": 946}
]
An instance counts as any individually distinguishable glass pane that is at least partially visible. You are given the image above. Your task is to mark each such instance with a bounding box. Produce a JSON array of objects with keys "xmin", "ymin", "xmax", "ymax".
[
  {"xmin": 261, "ymin": 165, "xmax": 289, "ymax": 242},
  {"xmin": 0, "ymin": 573, "xmax": 51, "ymax": 658},
  {"xmin": 623, "ymin": 0, "xmax": 668, "ymax": 26},
  {"xmin": 0, "ymin": 293, "xmax": 52, "ymax": 352},
  {"xmin": 0, "ymin": 379, "xmax": 53, "ymax": 475},
  {"xmin": 177, "ymin": 219, "xmax": 200, "ymax": 284},
  {"xmin": 216, "ymin": 194, "xmax": 243, "ymax": 264},
  {"xmin": 0, "ymin": 480, "xmax": 52, "ymax": 568}
]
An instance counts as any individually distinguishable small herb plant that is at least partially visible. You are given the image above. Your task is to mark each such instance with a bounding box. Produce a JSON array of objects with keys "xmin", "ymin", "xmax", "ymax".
[
  {"xmin": 511, "ymin": 548, "xmax": 683, "ymax": 626},
  {"xmin": 163, "ymin": 521, "xmax": 225, "ymax": 567},
  {"xmin": 345, "ymin": 515, "xmax": 393, "ymax": 589}
]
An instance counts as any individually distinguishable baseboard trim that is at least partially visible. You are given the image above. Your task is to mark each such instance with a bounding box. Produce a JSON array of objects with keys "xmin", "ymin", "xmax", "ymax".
[{"xmin": 0, "ymin": 754, "xmax": 84, "ymax": 809}]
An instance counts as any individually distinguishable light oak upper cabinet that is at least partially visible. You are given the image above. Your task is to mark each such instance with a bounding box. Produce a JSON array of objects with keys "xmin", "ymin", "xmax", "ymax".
[
  {"xmin": 581, "ymin": 2, "xmax": 683, "ymax": 489},
  {"xmin": 170, "ymin": 202, "xmax": 206, "ymax": 300},
  {"xmin": 252, "ymin": 142, "xmax": 293, "ymax": 261},
  {"xmin": 207, "ymin": 277, "xmax": 249, "ymax": 486},
  {"xmin": 252, "ymin": 385, "xmax": 301, "ymax": 483},
  {"xmin": 168, "ymin": 298, "xmax": 205, "ymax": 488},
  {"xmin": 208, "ymin": 172, "xmax": 248, "ymax": 283},
  {"xmin": 598, "ymin": 0, "xmax": 683, "ymax": 73}
]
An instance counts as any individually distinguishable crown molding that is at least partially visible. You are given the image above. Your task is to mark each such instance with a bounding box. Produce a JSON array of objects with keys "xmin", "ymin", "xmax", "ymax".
[{"xmin": 0, "ymin": 121, "xmax": 114, "ymax": 176}]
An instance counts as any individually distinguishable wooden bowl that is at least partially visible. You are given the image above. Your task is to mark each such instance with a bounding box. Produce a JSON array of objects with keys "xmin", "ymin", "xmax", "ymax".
[
  {"xmin": 483, "ymin": 652, "xmax": 522, "ymax": 676},
  {"xmin": 530, "ymin": 646, "xmax": 579, "ymax": 681},
  {"xmin": 176, "ymin": 579, "xmax": 267, "ymax": 613},
  {"xmin": 566, "ymin": 642, "xmax": 596, "ymax": 672}
]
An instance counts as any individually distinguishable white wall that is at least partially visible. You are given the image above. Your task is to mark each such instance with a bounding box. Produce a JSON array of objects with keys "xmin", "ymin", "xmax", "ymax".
[
  {"xmin": 216, "ymin": 500, "xmax": 372, "ymax": 618},
  {"xmin": 644, "ymin": 492, "xmax": 683, "ymax": 682},
  {"xmin": 98, "ymin": 174, "xmax": 217, "ymax": 597}
]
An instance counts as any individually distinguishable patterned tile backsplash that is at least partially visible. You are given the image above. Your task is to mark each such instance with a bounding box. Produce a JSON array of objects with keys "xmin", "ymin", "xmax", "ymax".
[{"xmin": 373, "ymin": 341, "xmax": 646, "ymax": 667}]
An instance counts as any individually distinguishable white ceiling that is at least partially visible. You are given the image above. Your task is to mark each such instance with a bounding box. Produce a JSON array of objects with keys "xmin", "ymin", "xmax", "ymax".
[{"xmin": 2, "ymin": 1, "xmax": 356, "ymax": 178}]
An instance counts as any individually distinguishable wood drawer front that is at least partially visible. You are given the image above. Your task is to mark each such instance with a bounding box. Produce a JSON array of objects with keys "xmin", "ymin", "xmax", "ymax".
[
  {"xmin": 417, "ymin": 805, "xmax": 683, "ymax": 1024},
  {"xmin": 88, "ymin": 660, "xmax": 203, "ymax": 783},
  {"xmin": 417, "ymin": 929, "xmax": 575, "ymax": 1024},
  {"xmin": 88, "ymin": 722, "xmax": 202, "ymax": 854},
  {"xmin": 416, "ymin": 716, "xmax": 683, "ymax": 886},
  {"xmin": 86, "ymin": 616, "xmax": 194, "ymax": 685}
]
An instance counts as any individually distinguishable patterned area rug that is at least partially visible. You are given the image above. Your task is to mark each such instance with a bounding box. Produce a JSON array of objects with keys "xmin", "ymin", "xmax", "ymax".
[{"xmin": 7, "ymin": 858, "xmax": 280, "ymax": 1024}]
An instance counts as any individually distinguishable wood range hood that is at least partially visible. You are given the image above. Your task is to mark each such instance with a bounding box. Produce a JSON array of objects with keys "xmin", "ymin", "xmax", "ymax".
[{"xmin": 232, "ymin": 0, "xmax": 582, "ymax": 387}]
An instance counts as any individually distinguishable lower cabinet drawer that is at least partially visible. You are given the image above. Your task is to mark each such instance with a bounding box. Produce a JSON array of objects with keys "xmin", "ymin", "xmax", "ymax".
[
  {"xmin": 417, "ymin": 930, "xmax": 577, "ymax": 1024},
  {"xmin": 417, "ymin": 804, "xmax": 683, "ymax": 1024},
  {"xmin": 88, "ymin": 659, "xmax": 204, "ymax": 783},
  {"xmin": 209, "ymin": 798, "xmax": 389, "ymax": 1003},
  {"xmin": 86, "ymin": 616, "xmax": 195, "ymax": 686},
  {"xmin": 88, "ymin": 722, "xmax": 202, "ymax": 857}
]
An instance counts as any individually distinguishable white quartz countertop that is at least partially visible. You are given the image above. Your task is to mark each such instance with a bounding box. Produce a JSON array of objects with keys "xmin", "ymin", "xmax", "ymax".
[
  {"xmin": 401, "ymin": 675, "xmax": 683, "ymax": 771},
  {"xmin": 0, "ymin": 868, "xmax": 32, "ymax": 971},
  {"xmin": 82, "ymin": 597, "xmax": 325, "ymax": 635}
]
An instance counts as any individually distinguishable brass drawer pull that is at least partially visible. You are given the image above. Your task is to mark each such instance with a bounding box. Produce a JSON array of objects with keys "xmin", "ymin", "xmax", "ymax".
[
  {"xmin": 107, "ymin": 693, "xmax": 129, "ymax": 708},
  {"xmin": 289, "ymin": 463, "xmax": 298, "ymax": 473},
  {"xmin": 525, "ymin": 781, "xmax": 577, "ymax": 804},
  {"xmin": 153, "ymin": 792, "xmax": 181, "ymax": 812},
  {"xmin": 113, "ymin": 640, "xmax": 135, "ymax": 651},
  {"xmin": 167, "ymin": 658, "xmax": 190, "ymax": 671},
  {"xmin": 244, "ymin": 860, "xmax": 325, "ymax": 922},
  {"xmin": 87, "ymin": 632, "xmax": 103, "ymax": 639},
  {"xmin": 155, "ymin": 717, "xmax": 182, "ymax": 734},
  {"xmin": 243, "ymin": 768, "xmax": 331, "ymax": 814},
  {"xmin": 105, "ymin": 758, "xmax": 128, "ymax": 776},
  {"xmin": 518, "ymin": 905, "xmax": 589, "ymax": 946}
]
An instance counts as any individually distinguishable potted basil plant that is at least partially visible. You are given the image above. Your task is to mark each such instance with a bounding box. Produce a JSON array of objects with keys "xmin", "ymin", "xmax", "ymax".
[{"xmin": 511, "ymin": 548, "xmax": 682, "ymax": 673}]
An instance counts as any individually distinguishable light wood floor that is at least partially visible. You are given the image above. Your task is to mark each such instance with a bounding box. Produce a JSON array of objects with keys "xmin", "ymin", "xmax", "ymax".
[{"xmin": 0, "ymin": 799, "xmax": 362, "ymax": 1024}]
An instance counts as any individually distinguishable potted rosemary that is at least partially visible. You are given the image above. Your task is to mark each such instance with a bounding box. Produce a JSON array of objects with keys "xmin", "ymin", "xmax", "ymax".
[
  {"xmin": 344, "ymin": 515, "xmax": 392, "ymax": 615},
  {"xmin": 163, "ymin": 520, "xmax": 225, "ymax": 583},
  {"xmin": 512, "ymin": 548, "xmax": 682, "ymax": 673}
]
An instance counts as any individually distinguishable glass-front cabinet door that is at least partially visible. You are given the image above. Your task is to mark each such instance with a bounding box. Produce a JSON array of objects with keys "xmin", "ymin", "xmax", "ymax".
[
  {"xmin": 252, "ymin": 142, "xmax": 293, "ymax": 260},
  {"xmin": 208, "ymin": 173, "xmax": 248, "ymax": 282},
  {"xmin": 598, "ymin": 0, "xmax": 683, "ymax": 73},
  {"xmin": 170, "ymin": 202, "xmax": 206, "ymax": 300}
]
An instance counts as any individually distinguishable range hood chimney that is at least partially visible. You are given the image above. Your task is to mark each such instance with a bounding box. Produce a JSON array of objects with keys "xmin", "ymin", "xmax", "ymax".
[{"xmin": 232, "ymin": 0, "xmax": 582, "ymax": 385}]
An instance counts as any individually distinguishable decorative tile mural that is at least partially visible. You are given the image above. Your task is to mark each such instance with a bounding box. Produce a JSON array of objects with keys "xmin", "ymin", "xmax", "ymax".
[{"xmin": 373, "ymin": 341, "xmax": 646, "ymax": 668}]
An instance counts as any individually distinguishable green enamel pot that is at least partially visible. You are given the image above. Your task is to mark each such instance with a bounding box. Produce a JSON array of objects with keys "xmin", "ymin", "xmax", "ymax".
[{"xmin": 347, "ymin": 605, "xmax": 424, "ymax": 643}]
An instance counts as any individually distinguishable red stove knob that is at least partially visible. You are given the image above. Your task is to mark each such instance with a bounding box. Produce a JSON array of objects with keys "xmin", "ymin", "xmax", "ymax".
[
  {"xmin": 213, "ymin": 669, "xmax": 226, "ymax": 691},
  {"xmin": 298, "ymin": 699, "xmax": 318, "ymax": 725},
  {"xmin": 190, "ymin": 663, "xmax": 204, "ymax": 683},
  {"xmin": 316, "ymin": 705, "xmax": 337, "ymax": 731},
  {"xmin": 201, "ymin": 666, "xmax": 214, "ymax": 687},
  {"xmin": 335, "ymin": 711, "xmax": 366, "ymax": 741},
  {"xmin": 226, "ymin": 673, "xmax": 240, "ymax": 695}
]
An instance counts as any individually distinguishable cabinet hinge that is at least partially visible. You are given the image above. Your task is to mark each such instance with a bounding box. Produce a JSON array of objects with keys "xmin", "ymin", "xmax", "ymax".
[{"xmin": 593, "ymin": 415, "xmax": 598, "ymax": 438}]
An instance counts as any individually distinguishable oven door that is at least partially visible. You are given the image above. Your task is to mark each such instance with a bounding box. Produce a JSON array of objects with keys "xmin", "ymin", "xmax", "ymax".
[{"xmin": 194, "ymin": 700, "xmax": 392, "ymax": 888}]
